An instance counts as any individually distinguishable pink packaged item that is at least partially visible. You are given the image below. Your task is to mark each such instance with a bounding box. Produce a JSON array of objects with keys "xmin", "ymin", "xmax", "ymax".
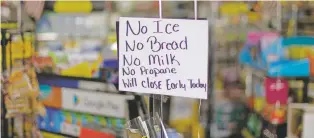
[
  {"xmin": 260, "ymin": 32, "xmax": 279, "ymax": 50},
  {"xmin": 247, "ymin": 32, "xmax": 279, "ymax": 47},
  {"xmin": 264, "ymin": 77, "xmax": 289, "ymax": 104},
  {"xmin": 247, "ymin": 32, "xmax": 263, "ymax": 46}
]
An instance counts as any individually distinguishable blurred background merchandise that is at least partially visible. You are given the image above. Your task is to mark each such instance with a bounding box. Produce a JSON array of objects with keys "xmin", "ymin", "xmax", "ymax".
[{"xmin": 1, "ymin": 1, "xmax": 314, "ymax": 138}]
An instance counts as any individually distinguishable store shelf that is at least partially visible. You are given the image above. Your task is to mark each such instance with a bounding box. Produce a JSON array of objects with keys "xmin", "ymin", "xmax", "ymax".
[
  {"xmin": 217, "ymin": 58, "xmax": 238, "ymax": 64},
  {"xmin": 243, "ymin": 65, "xmax": 314, "ymax": 81},
  {"xmin": 37, "ymin": 73, "xmax": 118, "ymax": 93},
  {"xmin": 40, "ymin": 129, "xmax": 78, "ymax": 138},
  {"xmin": 298, "ymin": 17, "xmax": 314, "ymax": 24},
  {"xmin": 37, "ymin": 73, "xmax": 107, "ymax": 83},
  {"xmin": 0, "ymin": 22, "xmax": 18, "ymax": 29}
]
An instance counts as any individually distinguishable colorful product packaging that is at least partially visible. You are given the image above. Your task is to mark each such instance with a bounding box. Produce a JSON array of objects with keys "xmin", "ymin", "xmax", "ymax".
[
  {"xmin": 265, "ymin": 77, "xmax": 289, "ymax": 105},
  {"xmin": 41, "ymin": 132, "xmax": 65, "ymax": 138}
]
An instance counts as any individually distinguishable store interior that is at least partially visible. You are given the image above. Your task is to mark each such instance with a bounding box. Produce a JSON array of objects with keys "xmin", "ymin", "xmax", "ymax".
[{"xmin": 1, "ymin": 1, "xmax": 314, "ymax": 138}]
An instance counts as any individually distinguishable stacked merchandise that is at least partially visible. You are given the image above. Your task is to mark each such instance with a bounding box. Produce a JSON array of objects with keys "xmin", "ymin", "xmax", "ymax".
[
  {"xmin": 34, "ymin": 6, "xmax": 113, "ymax": 80},
  {"xmin": 1, "ymin": 29, "xmax": 45, "ymax": 138},
  {"xmin": 1, "ymin": 1, "xmax": 45, "ymax": 138},
  {"xmin": 33, "ymin": 1, "xmax": 129, "ymax": 137},
  {"xmin": 239, "ymin": 28, "xmax": 314, "ymax": 138},
  {"xmin": 297, "ymin": 2, "xmax": 314, "ymax": 36},
  {"xmin": 239, "ymin": 32, "xmax": 285, "ymax": 138},
  {"xmin": 211, "ymin": 2, "xmax": 264, "ymax": 138},
  {"xmin": 33, "ymin": 1, "xmax": 205, "ymax": 138},
  {"xmin": 283, "ymin": 4, "xmax": 314, "ymax": 135},
  {"xmin": 282, "ymin": 1, "xmax": 314, "ymax": 36},
  {"xmin": 238, "ymin": 2, "xmax": 314, "ymax": 138}
]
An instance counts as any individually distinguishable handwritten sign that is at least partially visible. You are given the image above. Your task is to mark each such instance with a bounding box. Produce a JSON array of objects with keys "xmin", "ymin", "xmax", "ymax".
[{"xmin": 118, "ymin": 17, "xmax": 208, "ymax": 99}]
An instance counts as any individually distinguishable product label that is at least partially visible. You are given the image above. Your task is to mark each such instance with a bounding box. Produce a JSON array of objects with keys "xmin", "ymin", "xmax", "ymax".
[{"xmin": 61, "ymin": 88, "xmax": 128, "ymax": 118}]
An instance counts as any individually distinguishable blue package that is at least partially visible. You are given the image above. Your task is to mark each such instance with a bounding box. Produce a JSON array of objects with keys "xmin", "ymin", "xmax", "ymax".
[
  {"xmin": 71, "ymin": 112, "xmax": 77, "ymax": 125},
  {"xmin": 60, "ymin": 111, "xmax": 66, "ymax": 123},
  {"xmin": 115, "ymin": 119, "xmax": 123, "ymax": 129},
  {"xmin": 81, "ymin": 114, "xmax": 87, "ymax": 126},
  {"xmin": 106, "ymin": 118, "xmax": 112, "ymax": 128},
  {"xmin": 49, "ymin": 108, "xmax": 62, "ymax": 133},
  {"xmin": 239, "ymin": 36, "xmax": 314, "ymax": 77},
  {"xmin": 44, "ymin": 108, "xmax": 52, "ymax": 132},
  {"xmin": 37, "ymin": 114, "xmax": 47, "ymax": 130}
]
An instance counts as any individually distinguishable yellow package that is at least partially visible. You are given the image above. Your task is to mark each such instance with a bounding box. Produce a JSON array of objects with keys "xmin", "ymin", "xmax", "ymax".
[
  {"xmin": 287, "ymin": 46, "xmax": 314, "ymax": 59},
  {"xmin": 254, "ymin": 97, "xmax": 265, "ymax": 113}
]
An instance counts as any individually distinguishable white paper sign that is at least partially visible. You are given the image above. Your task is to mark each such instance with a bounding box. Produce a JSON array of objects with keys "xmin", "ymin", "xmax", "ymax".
[
  {"xmin": 61, "ymin": 88, "xmax": 127, "ymax": 118},
  {"xmin": 118, "ymin": 17, "xmax": 209, "ymax": 99}
]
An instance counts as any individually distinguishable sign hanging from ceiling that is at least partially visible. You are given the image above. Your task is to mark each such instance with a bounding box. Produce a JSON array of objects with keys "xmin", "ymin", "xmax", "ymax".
[{"xmin": 118, "ymin": 17, "xmax": 209, "ymax": 99}]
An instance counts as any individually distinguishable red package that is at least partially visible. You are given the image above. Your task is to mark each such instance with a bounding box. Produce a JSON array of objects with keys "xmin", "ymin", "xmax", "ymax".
[
  {"xmin": 265, "ymin": 77, "xmax": 289, "ymax": 104},
  {"xmin": 80, "ymin": 128, "xmax": 115, "ymax": 138}
]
